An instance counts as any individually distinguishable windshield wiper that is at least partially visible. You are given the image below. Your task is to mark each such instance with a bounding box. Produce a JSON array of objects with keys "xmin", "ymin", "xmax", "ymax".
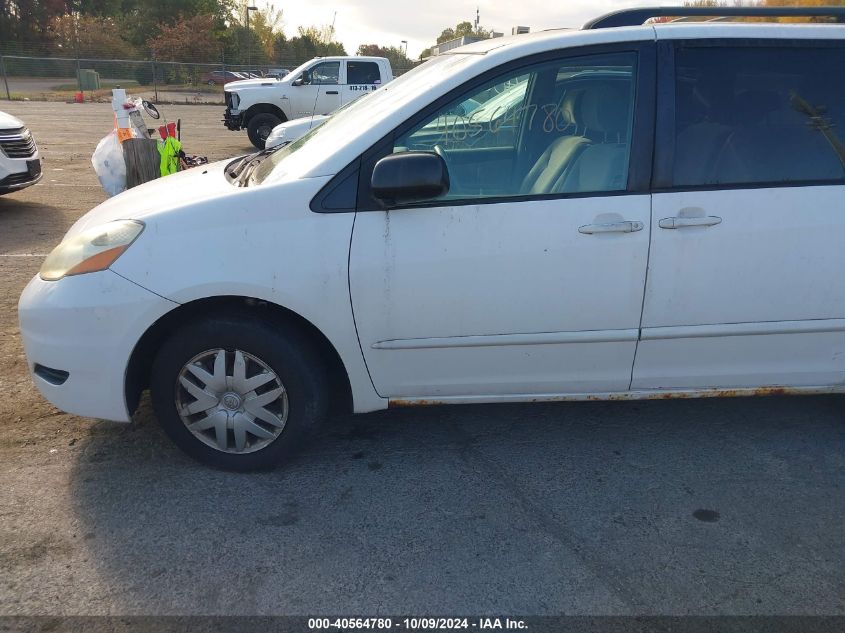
[
  {"xmin": 227, "ymin": 155, "xmax": 251, "ymax": 179},
  {"xmin": 228, "ymin": 145, "xmax": 281, "ymax": 185},
  {"xmin": 235, "ymin": 157, "xmax": 263, "ymax": 186}
]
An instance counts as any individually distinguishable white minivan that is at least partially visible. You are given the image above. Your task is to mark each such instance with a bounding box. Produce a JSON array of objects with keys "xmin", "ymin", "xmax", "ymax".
[{"xmin": 19, "ymin": 7, "xmax": 845, "ymax": 470}]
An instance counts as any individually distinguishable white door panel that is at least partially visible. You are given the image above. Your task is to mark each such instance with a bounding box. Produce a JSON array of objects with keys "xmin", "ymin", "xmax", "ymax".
[
  {"xmin": 315, "ymin": 87, "xmax": 341, "ymax": 115},
  {"xmin": 288, "ymin": 86, "xmax": 318, "ymax": 119},
  {"xmin": 635, "ymin": 326, "xmax": 845, "ymax": 390},
  {"xmin": 350, "ymin": 196, "xmax": 651, "ymax": 397},
  {"xmin": 361, "ymin": 342, "xmax": 639, "ymax": 398},
  {"xmin": 634, "ymin": 186, "xmax": 845, "ymax": 389},
  {"xmin": 644, "ymin": 187, "xmax": 845, "ymax": 326}
]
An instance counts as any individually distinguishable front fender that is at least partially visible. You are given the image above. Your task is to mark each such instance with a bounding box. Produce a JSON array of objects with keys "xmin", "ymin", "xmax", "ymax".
[{"xmin": 110, "ymin": 177, "xmax": 384, "ymax": 413}]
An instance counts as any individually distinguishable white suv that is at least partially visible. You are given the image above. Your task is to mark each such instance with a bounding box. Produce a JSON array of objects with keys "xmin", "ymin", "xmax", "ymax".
[
  {"xmin": 0, "ymin": 111, "xmax": 41, "ymax": 195},
  {"xmin": 19, "ymin": 7, "xmax": 845, "ymax": 470}
]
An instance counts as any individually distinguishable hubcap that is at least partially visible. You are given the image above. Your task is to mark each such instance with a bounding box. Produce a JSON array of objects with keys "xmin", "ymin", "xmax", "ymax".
[{"xmin": 175, "ymin": 348, "xmax": 289, "ymax": 454}]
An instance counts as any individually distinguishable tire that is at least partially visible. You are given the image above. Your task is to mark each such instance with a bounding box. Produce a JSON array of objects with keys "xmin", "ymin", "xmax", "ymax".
[
  {"xmin": 150, "ymin": 314, "xmax": 329, "ymax": 471},
  {"xmin": 207, "ymin": 80, "xmax": 215, "ymax": 86},
  {"xmin": 247, "ymin": 112, "xmax": 282, "ymax": 149}
]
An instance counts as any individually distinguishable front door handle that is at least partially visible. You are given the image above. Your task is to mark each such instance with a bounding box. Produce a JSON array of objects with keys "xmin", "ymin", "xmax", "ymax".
[
  {"xmin": 658, "ymin": 216, "xmax": 722, "ymax": 229},
  {"xmin": 578, "ymin": 220, "xmax": 644, "ymax": 235}
]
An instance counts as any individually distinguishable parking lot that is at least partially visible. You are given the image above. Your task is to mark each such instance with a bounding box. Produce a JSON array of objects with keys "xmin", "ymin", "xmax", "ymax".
[{"xmin": 0, "ymin": 101, "xmax": 843, "ymax": 616}]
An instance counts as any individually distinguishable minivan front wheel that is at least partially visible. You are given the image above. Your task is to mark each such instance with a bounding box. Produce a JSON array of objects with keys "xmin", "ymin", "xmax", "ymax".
[
  {"xmin": 150, "ymin": 315, "xmax": 328, "ymax": 470},
  {"xmin": 246, "ymin": 113, "xmax": 282, "ymax": 149}
]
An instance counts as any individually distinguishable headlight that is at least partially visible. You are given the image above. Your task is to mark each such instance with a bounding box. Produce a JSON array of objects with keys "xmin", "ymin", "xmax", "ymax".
[
  {"xmin": 40, "ymin": 220, "xmax": 144, "ymax": 281},
  {"xmin": 230, "ymin": 92, "xmax": 240, "ymax": 109}
]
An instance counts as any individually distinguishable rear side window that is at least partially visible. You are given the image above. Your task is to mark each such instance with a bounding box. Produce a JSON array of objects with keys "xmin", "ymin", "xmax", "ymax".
[
  {"xmin": 673, "ymin": 45, "xmax": 845, "ymax": 187},
  {"xmin": 347, "ymin": 61, "xmax": 380, "ymax": 85}
]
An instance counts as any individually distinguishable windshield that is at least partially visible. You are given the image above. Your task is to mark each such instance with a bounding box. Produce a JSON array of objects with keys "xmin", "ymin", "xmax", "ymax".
[
  {"xmin": 467, "ymin": 77, "xmax": 528, "ymax": 115},
  {"xmin": 282, "ymin": 59, "xmax": 318, "ymax": 83},
  {"xmin": 251, "ymin": 54, "xmax": 478, "ymax": 185}
]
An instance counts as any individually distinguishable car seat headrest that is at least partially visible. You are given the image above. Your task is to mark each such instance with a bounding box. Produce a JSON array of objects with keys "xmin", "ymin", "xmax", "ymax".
[{"xmin": 580, "ymin": 84, "xmax": 630, "ymax": 136}]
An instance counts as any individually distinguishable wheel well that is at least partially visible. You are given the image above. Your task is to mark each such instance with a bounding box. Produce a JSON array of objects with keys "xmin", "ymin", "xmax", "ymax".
[
  {"xmin": 243, "ymin": 104, "xmax": 286, "ymax": 127},
  {"xmin": 125, "ymin": 296, "xmax": 352, "ymax": 417}
]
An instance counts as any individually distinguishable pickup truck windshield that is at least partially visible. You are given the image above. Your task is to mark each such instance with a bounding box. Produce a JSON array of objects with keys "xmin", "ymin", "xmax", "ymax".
[{"xmin": 251, "ymin": 54, "xmax": 477, "ymax": 185}]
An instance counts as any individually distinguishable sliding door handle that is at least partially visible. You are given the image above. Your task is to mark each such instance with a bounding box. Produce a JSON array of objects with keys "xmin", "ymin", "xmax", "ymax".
[
  {"xmin": 578, "ymin": 220, "xmax": 644, "ymax": 235},
  {"xmin": 326, "ymin": 90, "xmax": 339, "ymax": 95},
  {"xmin": 658, "ymin": 216, "xmax": 722, "ymax": 229}
]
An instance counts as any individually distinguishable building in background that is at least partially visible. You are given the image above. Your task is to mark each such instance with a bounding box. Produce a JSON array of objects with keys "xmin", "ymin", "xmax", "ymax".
[{"xmin": 426, "ymin": 27, "xmax": 528, "ymax": 58}]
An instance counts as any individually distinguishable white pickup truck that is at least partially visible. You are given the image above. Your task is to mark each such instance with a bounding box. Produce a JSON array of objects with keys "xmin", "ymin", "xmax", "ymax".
[{"xmin": 223, "ymin": 56, "xmax": 393, "ymax": 148}]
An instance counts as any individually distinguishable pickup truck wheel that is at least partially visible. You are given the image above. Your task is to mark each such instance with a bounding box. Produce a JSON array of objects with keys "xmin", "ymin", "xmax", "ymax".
[
  {"xmin": 247, "ymin": 113, "xmax": 282, "ymax": 149},
  {"xmin": 150, "ymin": 314, "xmax": 329, "ymax": 471}
]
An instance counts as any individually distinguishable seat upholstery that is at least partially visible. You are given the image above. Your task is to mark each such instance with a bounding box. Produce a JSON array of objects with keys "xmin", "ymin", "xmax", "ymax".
[
  {"xmin": 520, "ymin": 135, "xmax": 591, "ymax": 194},
  {"xmin": 520, "ymin": 91, "xmax": 590, "ymax": 195},
  {"xmin": 520, "ymin": 82, "xmax": 634, "ymax": 195},
  {"xmin": 559, "ymin": 84, "xmax": 632, "ymax": 193}
]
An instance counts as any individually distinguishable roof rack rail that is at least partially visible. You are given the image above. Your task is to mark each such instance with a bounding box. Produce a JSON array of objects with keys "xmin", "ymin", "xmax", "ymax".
[{"xmin": 584, "ymin": 6, "xmax": 845, "ymax": 30}]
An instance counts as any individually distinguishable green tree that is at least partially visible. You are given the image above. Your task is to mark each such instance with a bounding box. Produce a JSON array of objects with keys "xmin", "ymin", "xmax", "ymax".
[
  {"xmin": 436, "ymin": 20, "xmax": 490, "ymax": 44},
  {"xmin": 112, "ymin": 0, "xmax": 235, "ymax": 49},
  {"xmin": 48, "ymin": 13, "xmax": 135, "ymax": 57},
  {"xmin": 1, "ymin": 0, "xmax": 66, "ymax": 49},
  {"xmin": 357, "ymin": 43, "xmax": 414, "ymax": 71},
  {"xmin": 764, "ymin": 0, "xmax": 845, "ymax": 22},
  {"xmin": 220, "ymin": 3, "xmax": 282, "ymax": 63},
  {"xmin": 421, "ymin": 19, "xmax": 491, "ymax": 58},
  {"xmin": 435, "ymin": 27, "xmax": 455, "ymax": 44},
  {"xmin": 147, "ymin": 13, "xmax": 219, "ymax": 61},
  {"xmin": 272, "ymin": 25, "xmax": 345, "ymax": 64}
]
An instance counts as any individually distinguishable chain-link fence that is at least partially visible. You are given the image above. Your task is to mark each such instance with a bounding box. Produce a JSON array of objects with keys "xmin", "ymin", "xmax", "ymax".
[{"xmin": 0, "ymin": 53, "xmax": 414, "ymax": 105}]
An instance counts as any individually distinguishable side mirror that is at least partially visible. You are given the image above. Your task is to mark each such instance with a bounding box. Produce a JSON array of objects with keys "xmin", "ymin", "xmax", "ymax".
[
  {"xmin": 371, "ymin": 152, "xmax": 450, "ymax": 206},
  {"xmin": 293, "ymin": 70, "xmax": 311, "ymax": 86}
]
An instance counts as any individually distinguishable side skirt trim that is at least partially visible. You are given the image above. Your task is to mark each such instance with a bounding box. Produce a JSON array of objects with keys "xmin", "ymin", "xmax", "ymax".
[
  {"xmin": 388, "ymin": 384, "xmax": 845, "ymax": 407},
  {"xmin": 642, "ymin": 318, "xmax": 845, "ymax": 340},
  {"xmin": 373, "ymin": 329, "xmax": 639, "ymax": 350}
]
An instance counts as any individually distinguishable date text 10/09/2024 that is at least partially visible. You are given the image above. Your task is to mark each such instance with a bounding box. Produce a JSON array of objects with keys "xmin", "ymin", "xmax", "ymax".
[{"xmin": 308, "ymin": 618, "xmax": 529, "ymax": 630}]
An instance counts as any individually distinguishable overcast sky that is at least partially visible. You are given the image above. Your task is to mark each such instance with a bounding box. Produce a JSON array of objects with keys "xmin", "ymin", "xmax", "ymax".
[{"xmin": 263, "ymin": 0, "xmax": 681, "ymax": 58}]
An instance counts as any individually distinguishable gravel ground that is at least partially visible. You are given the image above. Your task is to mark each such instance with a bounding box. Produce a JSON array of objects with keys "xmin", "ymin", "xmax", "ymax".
[{"xmin": 0, "ymin": 102, "xmax": 843, "ymax": 618}]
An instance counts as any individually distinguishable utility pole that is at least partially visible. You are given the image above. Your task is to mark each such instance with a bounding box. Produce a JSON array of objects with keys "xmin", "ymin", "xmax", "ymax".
[
  {"xmin": 73, "ymin": 6, "xmax": 82, "ymax": 98},
  {"xmin": 246, "ymin": 5, "xmax": 258, "ymax": 72},
  {"xmin": 1, "ymin": 56, "xmax": 10, "ymax": 101},
  {"xmin": 151, "ymin": 52, "xmax": 158, "ymax": 102}
]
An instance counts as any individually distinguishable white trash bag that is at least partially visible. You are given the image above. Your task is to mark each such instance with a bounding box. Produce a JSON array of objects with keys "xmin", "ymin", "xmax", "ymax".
[{"xmin": 91, "ymin": 131, "xmax": 126, "ymax": 197}]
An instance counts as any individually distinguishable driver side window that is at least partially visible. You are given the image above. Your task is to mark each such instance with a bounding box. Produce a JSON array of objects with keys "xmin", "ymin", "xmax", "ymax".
[
  {"xmin": 395, "ymin": 74, "xmax": 530, "ymax": 159},
  {"xmin": 310, "ymin": 62, "xmax": 340, "ymax": 85},
  {"xmin": 393, "ymin": 52, "xmax": 637, "ymax": 201}
]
